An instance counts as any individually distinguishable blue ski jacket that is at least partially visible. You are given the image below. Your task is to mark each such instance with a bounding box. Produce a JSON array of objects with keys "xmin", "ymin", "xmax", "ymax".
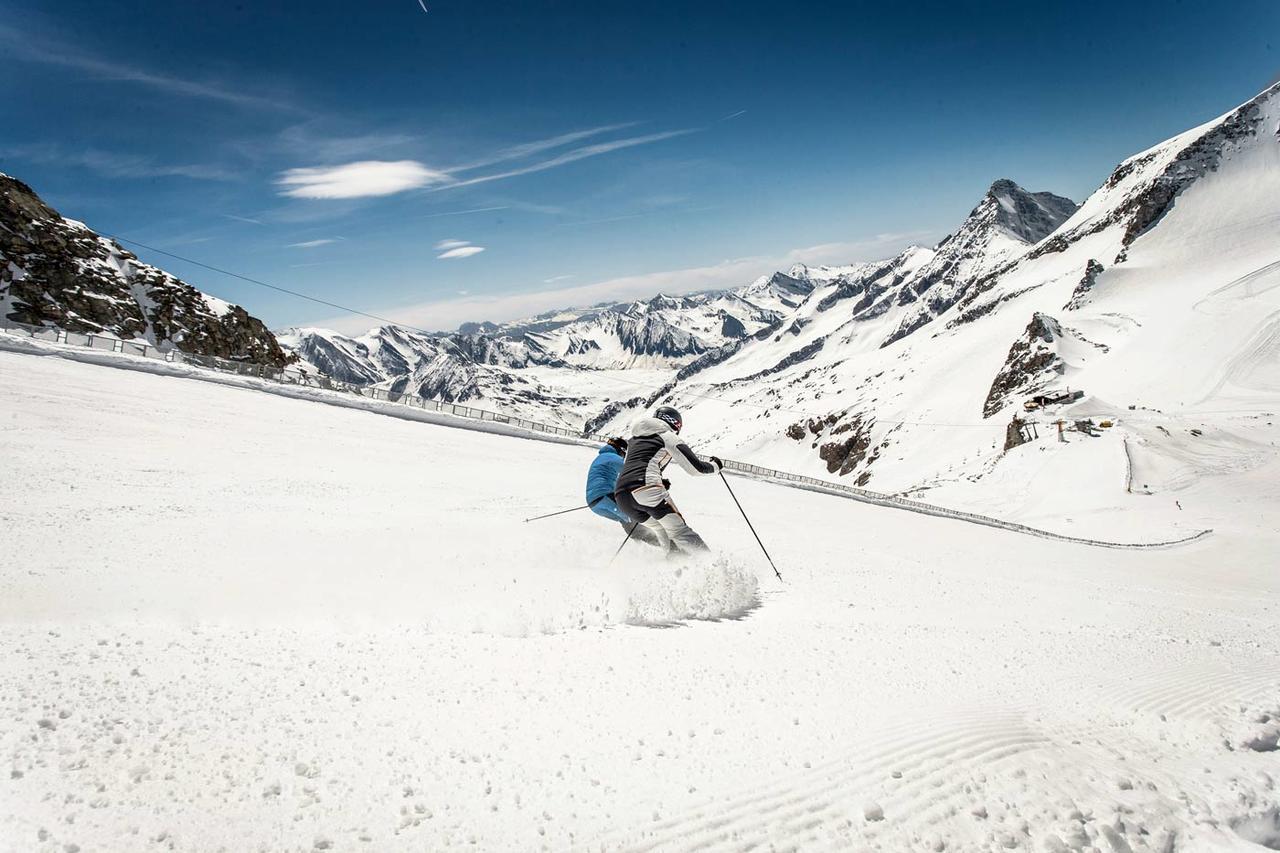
[{"xmin": 585, "ymin": 444, "xmax": 624, "ymax": 505}]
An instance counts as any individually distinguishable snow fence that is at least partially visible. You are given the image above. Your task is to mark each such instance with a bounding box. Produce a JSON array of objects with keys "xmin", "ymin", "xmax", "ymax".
[{"xmin": 0, "ymin": 320, "xmax": 1212, "ymax": 550}]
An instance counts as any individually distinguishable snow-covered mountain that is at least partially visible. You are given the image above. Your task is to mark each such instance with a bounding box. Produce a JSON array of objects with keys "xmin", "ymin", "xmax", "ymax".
[
  {"xmin": 277, "ymin": 273, "xmax": 806, "ymax": 419},
  {"xmin": 0, "ymin": 174, "xmax": 289, "ymax": 367},
  {"xmin": 276, "ymin": 324, "xmax": 594, "ymax": 420},
  {"xmin": 588, "ymin": 81, "xmax": 1280, "ymax": 503},
  {"xmin": 9, "ymin": 81, "xmax": 1277, "ymax": 510},
  {"xmin": 283, "ymin": 72, "xmax": 1280, "ymax": 504},
  {"xmin": 283, "ymin": 280, "xmax": 796, "ymax": 380}
]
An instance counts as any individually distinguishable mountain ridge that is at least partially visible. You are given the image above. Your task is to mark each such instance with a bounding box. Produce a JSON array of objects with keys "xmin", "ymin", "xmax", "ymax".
[{"xmin": 0, "ymin": 175, "xmax": 290, "ymax": 367}]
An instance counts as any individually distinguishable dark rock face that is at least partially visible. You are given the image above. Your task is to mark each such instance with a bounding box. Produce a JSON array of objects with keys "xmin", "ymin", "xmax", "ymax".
[
  {"xmin": 613, "ymin": 313, "xmax": 706, "ymax": 359},
  {"xmin": 1064, "ymin": 260, "xmax": 1105, "ymax": 310},
  {"xmin": 675, "ymin": 339, "xmax": 746, "ymax": 381},
  {"xmin": 760, "ymin": 271, "xmax": 814, "ymax": 302},
  {"xmin": 720, "ymin": 314, "xmax": 747, "ymax": 339},
  {"xmin": 818, "ymin": 414, "xmax": 875, "ymax": 477},
  {"xmin": 785, "ymin": 317, "xmax": 809, "ymax": 336},
  {"xmin": 0, "ymin": 174, "xmax": 289, "ymax": 367},
  {"xmin": 737, "ymin": 336, "xmax": 826, "ymax": 384},
  {"xmin": 784, "ymin": 410, "xmax": 877, "ymax": 479},
  {"xmin": 983, "ymin": 313, "xmax": 1066, "ymax": 418},
  {"xmin": 986, "ymin": 179, "xmax": 1079, "ymax": 244},
  {"xmin": 439, "ymin": 332, "xmax": 565, "ymax": 369},
  {"xmin": 289, "ymin": 333, "xmax": 383, "ymax": 385},
  {"xmin": 582, "ymin": 396, "xmax": 646, "ymax": 437},
  {"xmin": 815, "ymin": 260, "xmax": 896, "ymax": 313}
]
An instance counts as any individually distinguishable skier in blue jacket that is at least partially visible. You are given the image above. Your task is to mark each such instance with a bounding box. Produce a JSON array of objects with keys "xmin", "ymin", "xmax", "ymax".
[{"xmin": 585, "ymin": 438, "xmax": 662, "ymax": 547}]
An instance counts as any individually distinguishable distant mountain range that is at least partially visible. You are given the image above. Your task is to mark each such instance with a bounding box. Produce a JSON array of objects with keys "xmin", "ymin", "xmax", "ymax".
[{"xmin": 5, "ymin": 80, "xmax": 1278, "ymax": 494}]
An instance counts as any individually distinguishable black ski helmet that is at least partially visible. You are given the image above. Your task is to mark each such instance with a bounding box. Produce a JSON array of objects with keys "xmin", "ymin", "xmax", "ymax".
[{"xmin": 654, "ymin": 406, "xmax": 682, "ymax": 433}]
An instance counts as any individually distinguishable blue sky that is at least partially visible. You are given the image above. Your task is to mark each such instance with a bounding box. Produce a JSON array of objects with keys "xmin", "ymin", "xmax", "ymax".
[{"xmin": 3, "ymin": 1, "xmax": 1277, "ymax": 332}]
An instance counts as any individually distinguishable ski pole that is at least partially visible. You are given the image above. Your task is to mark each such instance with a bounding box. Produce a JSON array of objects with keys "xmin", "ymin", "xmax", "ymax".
[
  {"xmin": 524, "ymin": 504, "xmax": 589, "ymax": 523},
  {"xmin": 719, "ymin": 472, "xmax": 783, "ymax": 582},
  {"xmin": 608, "ymin": 522, "xmax": 640, "ymax": 567}
]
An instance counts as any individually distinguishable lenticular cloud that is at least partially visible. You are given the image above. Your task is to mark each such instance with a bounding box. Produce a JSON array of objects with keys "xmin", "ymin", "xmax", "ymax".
[
  {"xmin": 277, "ymin": 160, "xmax": 449, "ymax": 199},
  {"xmin": 438, "ymin": 245, "xmax": 485, "ymax": 259}
]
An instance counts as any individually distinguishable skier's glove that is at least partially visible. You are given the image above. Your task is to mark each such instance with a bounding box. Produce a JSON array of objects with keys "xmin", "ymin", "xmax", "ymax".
[
  {"xmin": 662, "ymin": 478, "xmax": 671, "ymax": 490},
  {"xmin": 710, "ymin": 455, "xmax": 724, "ymax": 471}
]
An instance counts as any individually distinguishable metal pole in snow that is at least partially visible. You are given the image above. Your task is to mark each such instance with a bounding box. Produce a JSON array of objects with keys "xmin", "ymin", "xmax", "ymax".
[
  {"xmin": 719, "ymin": 473, "xmax": 783, "ymax": 582},
  {"xmin": 524, "ymin": 505, "xmax": 590, "ymax": 523},
  {"xmin": 607, "ymin": 522, "xmax": 640, "ymax": 567}
]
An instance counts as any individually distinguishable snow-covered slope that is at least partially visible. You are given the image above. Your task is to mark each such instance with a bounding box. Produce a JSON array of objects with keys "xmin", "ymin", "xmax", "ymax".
[
  {"xmin": 3, "ymin": 348, "xmax": 1279, "ymax": 852},
  {"xmin": 589, "ymin": 82, "xmax": 1280, "ymax": 520},
  {"xmin": 0, "ymin": 175, "xmax": 289, "ymax": 367}
]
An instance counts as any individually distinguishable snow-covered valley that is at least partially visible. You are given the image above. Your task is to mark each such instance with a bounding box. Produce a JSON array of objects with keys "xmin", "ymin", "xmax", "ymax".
[{"xmin": 3, "ymin": 349, "xmax": 1279, "ymax": 852}]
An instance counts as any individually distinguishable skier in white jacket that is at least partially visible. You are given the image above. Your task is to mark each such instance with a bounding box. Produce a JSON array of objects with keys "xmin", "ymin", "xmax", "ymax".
[{"xmin": 613, "ymin": 406, "xmax": 723, "ymax": 553}]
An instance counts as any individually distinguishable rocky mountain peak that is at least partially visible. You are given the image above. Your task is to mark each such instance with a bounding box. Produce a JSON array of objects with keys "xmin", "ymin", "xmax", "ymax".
[
  {"xmin": 1, "ymin": 175, "xmax": 290, "ymax": 367},
  {"xmin": 981, "ymin": 179, "xmax": 1079, "ymax": 245},
  {"xmin": 0, "ymin": 175, "xmax": 62, "ymax": 224}
]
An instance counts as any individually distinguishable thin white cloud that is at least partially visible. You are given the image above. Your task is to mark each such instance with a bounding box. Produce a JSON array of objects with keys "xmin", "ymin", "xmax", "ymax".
[
  {"xmin": 0, "ymin": 24, "xmax": 300, "ymax": 113},
  {"xmin": 434, "ymin": 238, "xmax": 471, "ymax": 250},
  {"xmin": 311, "ymin": 231, "xmax": 935, "ymax": 334},
  {"xmin": 438, "ymin": 129, "xmax": 697, "ymax": 191},
  {"xmin": 221, "ymin": 213, "xmax": 265, "ymax": 225},
  {"xmin": 722, "ymin": 109, "xmax": 747, "ymax": 121},
  {"xmin": 438, "ymin": 245, "xmax": 486, "ymax": 259},
  {"xmin": 277, "ymin": 160, "xmax": 450, "ymax": 199},
  {"xmin": 543, "ymin": 274, "xmax": 576, "ymax": 284},
  {"xmin": 452, "ymin": 123, "xmax": 640, "ymax": 172},
  {"xmin": 287, "ymin": 238, "xmax": 340, "ymax": 249},
  {"xmin": 420, "ymin": 205, "xmax": 510, "ymax": 219}
]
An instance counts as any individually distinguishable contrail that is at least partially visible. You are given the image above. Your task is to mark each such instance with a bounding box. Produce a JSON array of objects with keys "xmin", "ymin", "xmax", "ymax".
[{"xmin": 417, "ymin": 0, "xmax": 428, "ymax": 12}]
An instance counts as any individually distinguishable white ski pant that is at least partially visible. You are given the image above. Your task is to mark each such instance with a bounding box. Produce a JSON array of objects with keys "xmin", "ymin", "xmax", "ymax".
[{"xmin": 616, "ymin": 485, "xmax": 710, "ymax": 553}]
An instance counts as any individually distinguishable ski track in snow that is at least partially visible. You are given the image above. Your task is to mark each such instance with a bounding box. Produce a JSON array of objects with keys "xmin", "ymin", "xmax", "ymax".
[
  {"xmin": 2, "ymin": 352, "xmax": 1280, "ymax": 852},
  {"xmin": 616, "ymin": 662, "xmax": 1280, "ymax": 852}
]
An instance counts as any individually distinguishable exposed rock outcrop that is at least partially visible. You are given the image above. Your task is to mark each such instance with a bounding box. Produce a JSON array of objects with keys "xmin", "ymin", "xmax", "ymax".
[
  {"xmin": 0, "ymin": 174, "xmax": 289, "ymax": 367},
  {"xmin": 983, "ymin": 313, "xmax": 1066, "ymax": 418},
  {"xmin": 1064, "ymin": 259, "xmax": 1105, "ymax": 310},
  {"xmin": 785, "ymin": 410, "xmax": 878, "ymax": 481}
]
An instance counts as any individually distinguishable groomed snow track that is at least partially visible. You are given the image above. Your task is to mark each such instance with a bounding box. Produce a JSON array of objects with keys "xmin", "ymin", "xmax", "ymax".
[{"xmin": 0, "ymin": 323, "xmax": 1211, "ymax": 550}]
